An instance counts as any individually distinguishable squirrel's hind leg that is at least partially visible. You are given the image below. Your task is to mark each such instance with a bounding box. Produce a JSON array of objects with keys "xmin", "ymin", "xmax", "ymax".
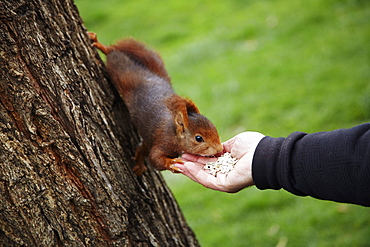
[{"xmin": 133, "ymin": 143, "xmax": 148, "ymax": 176}]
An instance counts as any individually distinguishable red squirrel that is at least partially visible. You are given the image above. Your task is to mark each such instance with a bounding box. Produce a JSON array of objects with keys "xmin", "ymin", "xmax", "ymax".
[{"xmin": 88, "ymin": 32, "xmax": 222, "ymax": 175}]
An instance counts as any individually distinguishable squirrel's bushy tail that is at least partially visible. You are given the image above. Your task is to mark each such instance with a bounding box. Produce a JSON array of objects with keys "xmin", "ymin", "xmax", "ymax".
[
  {"xmin": 112, "ymin": 39, "xmax": 171, "ymax": 82},
  {"xmin": 89, "ymin": 32, "xmax": 172, "ymax": 95}
]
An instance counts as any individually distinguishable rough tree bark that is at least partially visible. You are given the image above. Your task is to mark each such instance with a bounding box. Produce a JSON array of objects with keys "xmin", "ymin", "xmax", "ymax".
[{"xmin": 0, "ymin": 0, "xmax": 199, "ymax": 246}]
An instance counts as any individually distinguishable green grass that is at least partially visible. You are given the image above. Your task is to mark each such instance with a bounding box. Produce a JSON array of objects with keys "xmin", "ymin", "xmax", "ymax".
[{"xmin": 76, "ymin": 0, "xmax": 370, "ymax": 246}]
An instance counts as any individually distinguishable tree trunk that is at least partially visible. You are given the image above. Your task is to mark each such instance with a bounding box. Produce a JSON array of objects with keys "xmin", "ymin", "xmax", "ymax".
[{"xmin": 0, "ymin": 1, "xmax": 199, "ymax": 246}]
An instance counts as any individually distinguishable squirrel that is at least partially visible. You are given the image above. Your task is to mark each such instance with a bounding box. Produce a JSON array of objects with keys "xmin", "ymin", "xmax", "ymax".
[{"xmin": 88, "ymin": 32, "xmax": 222, "ymax": 175}]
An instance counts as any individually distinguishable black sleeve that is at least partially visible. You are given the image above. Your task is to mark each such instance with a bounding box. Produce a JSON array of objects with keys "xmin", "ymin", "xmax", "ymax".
[{"xmin": 252, "ymin": 123, "xmax": 370, "ymax": 207}]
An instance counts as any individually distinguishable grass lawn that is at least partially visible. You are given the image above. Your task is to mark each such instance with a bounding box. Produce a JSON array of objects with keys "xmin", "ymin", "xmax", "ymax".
[{"xmin": 76, "ymin": 0, "xmax": 370, "ymax": 246}]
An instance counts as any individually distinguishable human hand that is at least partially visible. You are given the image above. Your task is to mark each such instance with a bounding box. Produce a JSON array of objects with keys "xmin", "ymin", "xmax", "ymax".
[{"xmin": 174, "ymin": 131, "xmax": 265, "ymax": 193}]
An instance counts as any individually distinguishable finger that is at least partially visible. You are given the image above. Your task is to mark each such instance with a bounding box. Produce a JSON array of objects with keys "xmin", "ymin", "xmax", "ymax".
[
  {"xmin": 221, "ymin": 137, "xmax": 236, "ymax": 154},
  {"xmin": 176, "ymin": 161, "xmax": 244, "ymax": 192},
  {"xmin": 182, "ymin": 153, "xmax": 217, "ymax": 164},
  {"xmin": 181, "ymin": 153, "xmax": 199, "ymax": 162},
  {"xmin": 180, "ymin": 162, "xmax": 231, "ymax": 191},
  {"xmin": 173, "ymin": 161, "xmax": 204, "ymax": 183}
]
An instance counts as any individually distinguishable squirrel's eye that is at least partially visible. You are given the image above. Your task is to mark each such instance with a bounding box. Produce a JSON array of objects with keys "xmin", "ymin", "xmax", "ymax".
[{"xmin": 195, "ymin": 135, "xmax": 204, "ymax": 142}]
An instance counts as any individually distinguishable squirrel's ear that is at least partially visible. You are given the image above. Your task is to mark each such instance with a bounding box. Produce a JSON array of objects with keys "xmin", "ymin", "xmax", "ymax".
[
  {"xmin": 174, "ymin": 111, "xmax": 186, "ymax": 137},
  {"xmin": 166, "ymin": 95, "xmax": 190, "ymax": 137},
  {"xmin": 184, "ymin": 98, "xmax": 200, "ymax": 114}
]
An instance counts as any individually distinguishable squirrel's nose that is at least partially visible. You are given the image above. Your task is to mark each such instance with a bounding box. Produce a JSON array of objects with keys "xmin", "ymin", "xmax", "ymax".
[
  {"xmin": 208, "ymin": 144, "xmax": 222, "ymax": 155},
  {"xmin": 215, "ymin": 144, "xmax": 223, "ymax": 154}
]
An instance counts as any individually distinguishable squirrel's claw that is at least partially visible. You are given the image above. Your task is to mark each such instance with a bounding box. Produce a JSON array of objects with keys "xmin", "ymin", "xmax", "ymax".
[
  {"xmin": 169, "ymin": 158, "xmax": 184, "ymax": 173},
  {"xmin": 169, "ymin": 165, "xmax": 183, "ymax": 173}
]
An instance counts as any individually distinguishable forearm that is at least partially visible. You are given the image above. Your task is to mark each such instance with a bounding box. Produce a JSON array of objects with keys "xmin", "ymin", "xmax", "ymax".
[{"xmin": 252, "ymin": 123, "xmax": 370, "ymax": 206}]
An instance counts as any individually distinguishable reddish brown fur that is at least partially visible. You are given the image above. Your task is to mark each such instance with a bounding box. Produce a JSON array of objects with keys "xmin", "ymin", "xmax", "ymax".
[
  {"xmin": 110, "ymin": 39, "xmax": 171, "ymax": 82},
  {"xmin": 88, "ymin": 32, "xmax": 222, "ymax": 175}
]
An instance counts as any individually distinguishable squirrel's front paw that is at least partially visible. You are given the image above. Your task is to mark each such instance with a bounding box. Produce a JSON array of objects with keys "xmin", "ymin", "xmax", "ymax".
[
  {"xmin": 133, "ymin": 163, "xmax": 147, "ymax": 176},
  {"xmin": 172, "ymin": 158, "xmax": 184, "ymax": 164},
  {"xmin": 169, "ymin": 158, "xmax": 184, "ymax": 173},
  {"xmin": 169, "ymin": 165, "xmax": 183, "ymax": 173}
]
